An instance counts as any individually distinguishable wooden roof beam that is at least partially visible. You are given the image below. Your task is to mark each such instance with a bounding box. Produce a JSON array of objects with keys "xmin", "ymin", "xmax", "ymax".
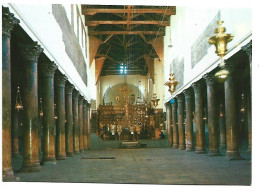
[
  {"xmin": 82, "ymin": 8, "xmax": 176, "ymax": 15},
  {"xmin": 85, "ymin": 20, "xmax": 170, "ymax": 26},
  {"xmin": 89, "ymin": 30, "xmax": 165, "ymax": 36}
]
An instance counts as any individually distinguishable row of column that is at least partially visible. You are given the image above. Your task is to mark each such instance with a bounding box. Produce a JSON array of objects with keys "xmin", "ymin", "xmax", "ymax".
[
  {"xmin": 165, "ymin": 47, "xmax": 251, "ymax": 159},
  {"xmin": 2, "ymin": 7, "xmax": 91, "ymax": 180}
]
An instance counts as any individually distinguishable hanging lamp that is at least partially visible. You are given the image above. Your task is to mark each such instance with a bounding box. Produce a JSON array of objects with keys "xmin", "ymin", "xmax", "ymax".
[{"xmin": 15, "ymin": 86, "xmax": 23, "ymax": 111}]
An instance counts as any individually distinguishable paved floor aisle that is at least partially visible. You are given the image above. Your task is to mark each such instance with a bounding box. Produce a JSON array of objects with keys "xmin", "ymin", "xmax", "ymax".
[{"xmin": 14, "ymin": 148, "xmax": 251, "ymax": 185}]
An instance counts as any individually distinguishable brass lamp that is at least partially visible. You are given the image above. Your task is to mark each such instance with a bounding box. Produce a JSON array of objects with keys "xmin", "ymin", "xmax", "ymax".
[
  {"xmin": 208, "ymin": 20, "xmax": 234, "ymax": 82},
  {"xmin": 151, "ymin": 93, "xmax": 160, "ymax": 107},
  {"xmin": 164, "ymin": 73, "xmax": 179, "ymax": 94}
]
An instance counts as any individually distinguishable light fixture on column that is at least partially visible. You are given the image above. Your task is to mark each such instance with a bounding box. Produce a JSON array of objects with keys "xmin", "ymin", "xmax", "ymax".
[
  {"xmin": 203, "ymin": 107, "xmax": 207, "ymax": 121},
  {"xmin": 39, "ymin": 98, "xmax": 43, "ymax": 117},
  {"xmin": 54, "ymin": 104, "xmax": 58, "ymax": 120},
  {"xmin": 15, "ymin": 86, "xmax": 23, "ymax": 111},
  {"xmin": 164, "ymin": 73, "xmax": 179, "ymax": 94},
  {"xmin": 208, "ymin": 20, "xmax": 234, "ymax": 83},
  {"xmin": 219, "ymin": 104, "xmax": 224, "ymax": 117}
]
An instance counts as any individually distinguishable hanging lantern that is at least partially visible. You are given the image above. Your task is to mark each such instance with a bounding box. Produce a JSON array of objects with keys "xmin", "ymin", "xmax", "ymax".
[
  {"xmin": 151, "ymin": 93, "xmax": 160, "ymax": 107},
  {"xmin": 39, "ymin": 98, "xmax": 43, "ymax": 117},
  {"xmin": 54, "ymin": 104, "xmax": 58, "ymax": 120},
  {"xmin": 203, "ymin": 108, "xmax": 207, "ymax": 121},
  {"xmin": 164, "ymin": 73, "xmax": 179, "ymax": 94},
  {"xmin": 208, "ymin": 21, "xmax": 234, "ymax": 83},
  {"xmin": 15, "ymin": 86, "xmax": 23, "ymax": 111}
]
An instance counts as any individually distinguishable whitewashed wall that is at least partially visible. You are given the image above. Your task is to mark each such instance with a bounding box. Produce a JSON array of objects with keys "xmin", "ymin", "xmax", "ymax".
[{"xmin": 7, "ymin": 4, "xmax": 91, "ymax": 101}]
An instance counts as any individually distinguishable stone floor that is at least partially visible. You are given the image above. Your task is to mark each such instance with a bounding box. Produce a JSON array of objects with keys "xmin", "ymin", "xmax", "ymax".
[{"xmin": 13, "ymin": 134, "xmax": 251, "ymax": 185}]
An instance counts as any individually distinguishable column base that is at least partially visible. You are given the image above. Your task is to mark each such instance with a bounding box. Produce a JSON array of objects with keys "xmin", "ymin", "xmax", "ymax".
[
  {"xmin": 219, "ymin": 144, "xmax": 227, "ymax": 149},
  {"xmin": 84, "ymin": 148, "xmax": 89, "ymax": 151},
  {"xmin": 42, "ymin": 157, "xmax": 56, "ymax": 165},
  {"xmin": 186, "ymin": 147, "xmax": 194, "ymax": 152},
  {"xmin": 178, "ymin": 145, "xmax": 186, "ymax": 150},
  {"xmin": 66, "ymin": 152, "xmax": 74, "ymax": 157},
  {"xmin": 2, "ymin": 171, "xmax": 18, "ymax": 182},
  {"xmin": 226, "ymin": 151, "xmax": 242, "ymax": 160},
  {"xmin": 80, "ymin": 149, "xmax": 84, "ymax": 152},
  {"xmin": 21, "ymin": 162, "xmax": 41, "ymax": 172},
  {"xmin": 208, "ymin": 150, "xmax": 221, "ymax": 156},
  {"xmin": 56, "ymin": 155, "xmax": 67, "ymax": 160},
  {"xmin": 74, "ymin": 150, "xmax": 80, "ymax": 154},
  {"xmin": 172, "ymin": 144, "xmax": 179, "ymax": 149},
  {"xmin": 195, "ymin": 147, "xmax": 206, "ymax": 154}
]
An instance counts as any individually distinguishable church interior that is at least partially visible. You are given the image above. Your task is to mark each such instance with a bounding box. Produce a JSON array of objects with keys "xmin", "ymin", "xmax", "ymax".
[{"xmin": 1, "ymin": 1, "xmax": 256, "ymax": 188}]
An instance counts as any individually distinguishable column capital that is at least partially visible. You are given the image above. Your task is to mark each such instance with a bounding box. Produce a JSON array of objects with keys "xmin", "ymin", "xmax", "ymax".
[
  {"xmin": 224, "ymin": 61, "xmax": 236, "ymax": 75},
  {"xmin": 20, "ymin": 42, "xmax": 43, "ymax": 62},
  {"xmin": 2, "ymin": 7, "xmax": 19, "ymax": 37},
  {"xmin": 65, "ymin": 82, "xmax": 74, "ymax": 94},
  {"xmin": 83, "ymin": 100, "xmax": 88, "ymax": 107},
  {"xmin": 87, "ymin": 103, "xmax": 91, "ymax": 108},
  {"xmin": 170, "ymin": 99, "xmax": 177, "ymax": 108},
  {"xmin": 72, "ymin": 90, "xmax": 79, "ymax": 100},
  {"xmin": 55, "ymin": 71, "xmax": 67, "ymax": 87},
  {"xmin": 40, "ymin": 60, "xmax": 58, "ymax": 77},
  {"xmin": 183, "ymin": 89, "xmax": 192, "ymax": 99},
  {"xmin": 241, "ymin": 40, "xmax": 252, "ymax": 58},
  {"xmin": 165, "ymin": 102, "xmax": 171, "ymax": 108},
  {"xmin": 176, "ymin": 94, "xmax": 184, "ymax": 103},
  {"xmin": 78, "ymin": 95, "xmax": 84, "ymax": 103},
  {"xmin": 192, "ymin": 81, "xmax": 203, "ymax": 93},
  {"xmin": 203, "ymin": 73, "xmax": 215, "ymax": 86}
]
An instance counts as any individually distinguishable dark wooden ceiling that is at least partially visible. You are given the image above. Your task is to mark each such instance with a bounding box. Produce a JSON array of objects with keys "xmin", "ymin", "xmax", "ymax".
[{"xmin": 81, "ymin": 5, "xmax": 176, "ymax": 77}]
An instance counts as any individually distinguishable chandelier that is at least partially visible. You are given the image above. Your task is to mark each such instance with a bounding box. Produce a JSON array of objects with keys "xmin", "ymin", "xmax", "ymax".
[
  {"xmin": 208, "ymin": 20, "xmax": 234, "ymax": 82},
  {"xmin": 164, "ymin": 73, "xmax": 179, "ymax": 94}
]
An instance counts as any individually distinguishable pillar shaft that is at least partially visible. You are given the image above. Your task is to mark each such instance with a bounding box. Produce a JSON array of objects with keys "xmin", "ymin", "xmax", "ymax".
[
  {"xmin": 165, "ymin": 103, "xmax": 172, "ymax": 147},
  {"xmin": 55, "ymin": 71, "xmax": 67, "ymax": 159},
  {"xmin": 242, "ymin": 41, "xmax": 252, "ymax": 151},
  {"xmin": 177, "ymin": 94, "xmax": 185, "ymax": 150},
  {"xmin": 20, "ymin": 42, "xmax": 43, "ymax": 171},
  {"xmin": 224, "ymin": 63, "xmax": 240, "ymax": 159},
  {"xmin": 171, "ymin": 100, "xmax": 178, "ymax": 149},
  {"xmin": 73, "ymin": 90, "xmax": 80, "ymax": 153},
  {"xmin": 87, "ymin": 105, "xmax": 91, "ymax": 149},
  {"xmin": 83, "ymin": 101, "xmax": 88, "ymax": 150},
  {"xmin": 204, "ymin": 74, "xmax": 220, "ymax": 156},
  {"xmin": 219, "ymin": 106, "xmax": 226, "ymax": 149},
  {"xmin": 40, "ymin": 60, "xmax": 57, "ymax": 163},
  {"xmin": 2, "ymin": 7, "xmax": 19, "ymax": 179},
  {"xmin": 192, "ymin": 82, "xmax": 205, "ymax": 154},
  {"xmin": 78, "ymin": 95, "xmax": 84, "ymax": 152},
  {"xmin": 11, "ymin": 108, "xmax": 19, "ymax": 157},
  {"xmin": 183, "ymin": 89, "xmax": 193, "ymax": 151},
  {"xmin": 65, "ymin": 83, "xmax": 74, "ymax": 156}
]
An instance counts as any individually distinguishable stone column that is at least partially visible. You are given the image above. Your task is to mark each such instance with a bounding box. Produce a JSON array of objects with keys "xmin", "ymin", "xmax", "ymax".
[
  {"xmin": 224, "ymin": 62, "xmax": 240, "ymax": 159},
  {"xmin": 192, "ymin": 82, "xmax": 205, "ymax": 154},
  {"xmin": 55, "ymin": 71, "xmax": 68, "ymax": 160},
  {"xmin": 87, "ymin": 104, "xmax": 91, "ymax": 149},
  {"xmin": 11, "ymin": 107, "xmax": 19, "ymax": 157},
  {"xmin": 242, "ymin": 41, "xmax": 252, "ymax": 152},
  {"xmin": 20, "ymin": 42, "xmax": 43, "ymax": 171},
  {"xmin": 165, "ymin": 103, "xmax": 173, "ymax": 147},
  {"xmin": 183, "ymin": 89, "xmax": 193, "ymax": 151},
  {"xmin": 2, "ymin": 7, "xmax": 19, "ymax": 180},
  {"xmin": 219, "ymin": 104, "xmax": 226, "ymax": 149},
  {"xmin": 65, "ymin": 82, "xmax": 74, "ymax": 156},
  {"xmin": 78, "ymin": 95, "xmax": 84, "ymax": 152},
  {"xmin": 176, "ymin": 94, "xmax": 185, "ymax": 150},
  {"xmin": 40, "ymin": 60, "xmax": 57, "ymax": 164},
  {"xmin": 171, "ymin": 99, "xmax": 178, "ymax": 149},
  {"xmin": 72, "ymin": 90, "xmax": 80, "ymax": 154},
  {"xmin": 83, "ymin": 100, "xmax": 88, "ymax": 150},
  {"xmin": 203, "ymin": 74, "xmax": 220, "ymax": 156}
]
